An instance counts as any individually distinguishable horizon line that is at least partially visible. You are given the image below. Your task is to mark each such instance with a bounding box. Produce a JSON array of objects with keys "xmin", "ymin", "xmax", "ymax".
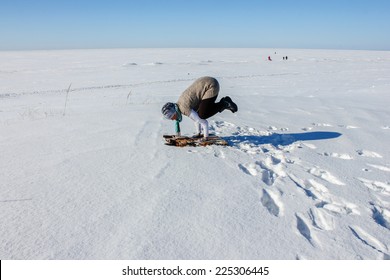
[{"xmin": 1, "ymin": 46, "xmax": 390, "ymax": 52}]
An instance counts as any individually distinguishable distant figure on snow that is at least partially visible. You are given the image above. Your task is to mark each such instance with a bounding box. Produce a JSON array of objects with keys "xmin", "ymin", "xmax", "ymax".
[
  {"xmin": 268, "ymin": 56, "xmax": 272, "ymax": 61},
  {"xmin": 161, "ymin": 76, "xmax": 238, "ymax": 140}
]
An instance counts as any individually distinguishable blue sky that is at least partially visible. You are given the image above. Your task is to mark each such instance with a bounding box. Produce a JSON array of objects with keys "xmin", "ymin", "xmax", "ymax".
[{"xmin": 1, "ymin": 0, "xmax": 389, "ymax": 50}]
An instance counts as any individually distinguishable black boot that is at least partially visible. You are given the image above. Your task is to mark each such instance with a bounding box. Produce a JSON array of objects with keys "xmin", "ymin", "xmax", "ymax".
[{"xmin": 220, "ymin": 96, "xmax": 238, "ymax": 113}]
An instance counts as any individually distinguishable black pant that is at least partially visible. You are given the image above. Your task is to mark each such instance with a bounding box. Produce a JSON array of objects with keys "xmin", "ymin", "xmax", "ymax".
[{"xmin": 197, "ymin": 96, "xmax": 224, "ymax": 119}]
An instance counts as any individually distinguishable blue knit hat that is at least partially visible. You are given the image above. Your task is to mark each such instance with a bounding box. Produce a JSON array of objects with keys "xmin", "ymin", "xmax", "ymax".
[
  {"xmin": 161, "ymin": 102, "xmax": 182, "ymax": 121},
  {"xmin": 161, "ymin": 102, "xmax": 177, "ymax": 119}
]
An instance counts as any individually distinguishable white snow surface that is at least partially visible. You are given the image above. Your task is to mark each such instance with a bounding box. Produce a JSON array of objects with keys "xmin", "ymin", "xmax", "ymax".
[{"xmin": 1, "ymin": 48, "xmax": 389, "ymax": 260}]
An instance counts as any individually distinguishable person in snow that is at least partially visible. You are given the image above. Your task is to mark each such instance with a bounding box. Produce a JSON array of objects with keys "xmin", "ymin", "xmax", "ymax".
[{"xmin": 161, "ymin": 76, "xmax": 238, "ymax": 139}]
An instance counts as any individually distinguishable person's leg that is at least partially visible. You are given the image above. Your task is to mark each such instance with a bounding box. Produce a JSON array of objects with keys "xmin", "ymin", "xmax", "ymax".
[
  {"xmin": 197, "ymin": 96, "xmax": 224, "ymax": 119},
  {"xmin": 197, "ymin": 96, "xmax": 238, "ymax": 119},
  {"xmin": 197, "ymin": 78, "xmax": 238, "ymax": 119}
]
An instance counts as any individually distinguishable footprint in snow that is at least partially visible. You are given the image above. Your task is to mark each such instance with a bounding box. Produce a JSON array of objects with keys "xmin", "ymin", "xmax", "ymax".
[
  {"xmin": 288, "ymin": 174, "xmax": 330, "ymax": 203},
  {"xmin": 238, "ymin": 163, "xmax": 258, "ymax": 176},
  {"xmin": 320, "ymin": 200, "xmax": 360, "ymax": 216},
  {"xmin": 288, "ymin": 174, "xmax": 359, "ymax": 216},
  {"xmin": 349, "ymin": 226, "xmax": 389, "ymax": 258},
  {"xmin": 213, "ymin": 149, "xmax": 226, "ymax": 159},
  {"xmin": 319, "ymin": 152, "xmax": 353, "ymax": 160},
  {"xmin": 371, "ymin": 204, "xmax": 390, "ymax": 231},
  {"xmin": 258, "ymin": 158, "xmax": 286, "ymax": 186},
  {"xmin": 261, "ymin": 169, "xmax": 277, "ymax": 186},
  {"xmin": 258, "ymin": 155, "xmax": 287, "ymax": 176},
  {"xmin": 213, "ymin": 120, "xmax": 235, "ymax": 129},
  {"xmin": 260, "ymin": 188, "xmax": 283, "ymax": 217},
  {"xmin": 356, "ymin": 149, "xmax": 383, "ymax": 158},
  {"xmin": 366, "ymin": 164, "xmax": 390, "ymax": 172},
  {"xmin": 295, "ymin": 212, "xmax": 320, "ymax": 247},
  {"xmin": 267, "ymin": 126, "xmax": 289, "ymax": 132},
  {"xmin": 239, "ymin": 154, "xmax": 287, "ymax": 186},
  {"xmin": 301, "ymin": 142, "xmax": 317, "ymax": 149},
  {"xmin": 308, "ymin": 207, "xmax": 335, "ymax": 231},
  {"xmin": 312, "ymin": 123, "xmax": 333, "ymax": 127},
  {"xmin": 308, "ymin": 167, "xmax": 345, "ymax": 186},
  {"xmin": 338, "ymin": 125, "xmax": 359, "ymax": 129},
  {"xmin": 357, "ymin": 178, "xmax": 390, "ymax": 196}
]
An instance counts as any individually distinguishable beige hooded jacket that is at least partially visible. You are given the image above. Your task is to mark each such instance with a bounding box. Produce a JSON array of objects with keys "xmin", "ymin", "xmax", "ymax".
[{"xmin": 176, "ymin": 76, "xmax": 220, "ymax": 116}]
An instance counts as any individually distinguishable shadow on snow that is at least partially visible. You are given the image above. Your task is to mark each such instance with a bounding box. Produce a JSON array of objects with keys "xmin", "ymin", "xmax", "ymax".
[{"xmin": 224, "ymin": 131, "xmax": 342, "ymax": 147}]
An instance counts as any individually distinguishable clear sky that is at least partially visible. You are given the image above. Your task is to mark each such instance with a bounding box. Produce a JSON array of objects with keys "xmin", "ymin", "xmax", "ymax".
[{"xmin": 1, "ymin": 0, "xmax": 389, "ymax": 51}]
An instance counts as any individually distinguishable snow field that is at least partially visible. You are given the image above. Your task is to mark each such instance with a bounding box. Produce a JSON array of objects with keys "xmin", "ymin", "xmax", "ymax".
[{"xmin": 1, "ymin": 49, "xmax": 390, "ymax": 259}]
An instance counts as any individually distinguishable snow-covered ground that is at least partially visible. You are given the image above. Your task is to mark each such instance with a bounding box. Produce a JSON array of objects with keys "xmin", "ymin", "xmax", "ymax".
[{"xmin": 0, "ymin": 48, "xmax": 389, "ymax": 260}]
